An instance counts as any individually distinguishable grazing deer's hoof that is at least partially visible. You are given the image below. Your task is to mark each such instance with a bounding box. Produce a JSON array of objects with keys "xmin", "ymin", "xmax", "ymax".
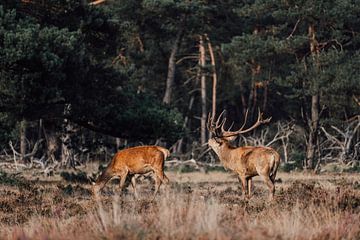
[
  {"xmin": 92, "ymin": 192, "xmax": 101, "ymax": 201},
  {"xmin": 133, "ymin": 193, "xmax": 140, "ymax": 201}
]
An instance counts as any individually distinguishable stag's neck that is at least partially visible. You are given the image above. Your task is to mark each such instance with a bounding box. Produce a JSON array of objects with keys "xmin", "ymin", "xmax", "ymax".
[{"xmin": 213, "ymin": 143, "xmax": 241, "ymax": 171}]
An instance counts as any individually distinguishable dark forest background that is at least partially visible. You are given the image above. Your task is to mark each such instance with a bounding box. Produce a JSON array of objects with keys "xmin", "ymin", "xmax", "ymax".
[{"xmin": 0, "ymin": 0, "xmax": 359, "ymax": 172}]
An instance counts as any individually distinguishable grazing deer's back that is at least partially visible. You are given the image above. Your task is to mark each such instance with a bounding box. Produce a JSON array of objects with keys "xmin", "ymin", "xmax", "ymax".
[{"xmin": 109, "ymin": 146, "xmax": 168, "ymax": 172}]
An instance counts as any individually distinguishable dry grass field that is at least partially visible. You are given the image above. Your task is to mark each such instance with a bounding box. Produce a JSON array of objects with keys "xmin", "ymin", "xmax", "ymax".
[{"xmin": 0, "ymin": 168, "xmax": 360, "ymax": 240}]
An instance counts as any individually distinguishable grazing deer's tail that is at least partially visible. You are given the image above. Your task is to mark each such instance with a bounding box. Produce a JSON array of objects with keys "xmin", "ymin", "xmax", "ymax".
[{"xmin": 158, "ymin": 147, "xmax": 171, "ymax": 160}]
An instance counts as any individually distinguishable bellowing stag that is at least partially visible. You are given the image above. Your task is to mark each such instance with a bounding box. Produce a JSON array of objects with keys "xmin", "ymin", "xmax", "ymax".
[{"xmin": 207, "ymin": 110, "xmax": 281, "ymax": 200}]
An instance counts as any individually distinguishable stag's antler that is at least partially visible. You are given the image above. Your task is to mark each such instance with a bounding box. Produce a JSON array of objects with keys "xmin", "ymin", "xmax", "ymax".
[
  {"xmin": 222, "ymin": 109, "xmax": 272, "ymax": 137},
  {"xmin": 207, "ymin": 110, "xmax": 226, "ymax": 137},
  {"xmin": 208, "ymin": 109, "xmax": 271, "ymax": 138}
]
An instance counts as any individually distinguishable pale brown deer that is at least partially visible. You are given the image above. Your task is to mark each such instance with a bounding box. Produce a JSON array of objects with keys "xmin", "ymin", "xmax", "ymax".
[
  {"xmin": 92, "ymin": 146, "xmax": 170, "ymax": 199},
  {"xmin": 207, "ymin": 110, "xmax": 281, "ymax": 200}
]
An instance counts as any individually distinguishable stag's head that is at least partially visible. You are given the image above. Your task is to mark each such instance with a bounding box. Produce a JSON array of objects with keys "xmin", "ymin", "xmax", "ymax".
[{"xmin": 207, "ymin": 109, "xmax": 272, "ymax": 151}]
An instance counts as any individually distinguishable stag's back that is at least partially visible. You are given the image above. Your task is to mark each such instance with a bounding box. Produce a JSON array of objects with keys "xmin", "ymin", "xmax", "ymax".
[{"xmin": 237, "ymin": 146, "xmax": 280, "ymax": 176}]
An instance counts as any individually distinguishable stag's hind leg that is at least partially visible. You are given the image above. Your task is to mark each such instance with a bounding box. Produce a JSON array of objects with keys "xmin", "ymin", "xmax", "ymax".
[
  {"xmin": 238, "ymin": 175, "xmax": 248, "ymax": 198},
  {"xmin": 270, "ymin": 171, "xmax": 277, "ymax": 184},
  {"xmin": 262, "ymin": 175, "xmax": 275, "ymax": 201}
]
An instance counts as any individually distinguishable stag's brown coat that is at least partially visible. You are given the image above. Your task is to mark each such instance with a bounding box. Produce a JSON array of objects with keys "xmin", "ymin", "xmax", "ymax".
[
  {"xmin": 207, "ymin": 110, "xmax": 281, "ymax": 200},
  {"xmin": 93, "ymin": 146, "xmax": 170, "ymax": 199}
]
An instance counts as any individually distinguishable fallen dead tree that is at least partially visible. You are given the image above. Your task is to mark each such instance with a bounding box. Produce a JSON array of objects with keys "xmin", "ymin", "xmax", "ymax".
[
  {"xmin": 320, "ymin": 116, "xmax": 360, "ymax": 165},
  {"xmin": 165, "ymin": 158, "xmax": 224, "ymax": 172}
]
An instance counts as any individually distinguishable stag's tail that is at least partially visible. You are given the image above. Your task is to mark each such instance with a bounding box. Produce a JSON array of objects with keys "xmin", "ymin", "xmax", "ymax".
[{"xmin": 269, "ymin": 153, "xmax": 281, "ymax": 182}]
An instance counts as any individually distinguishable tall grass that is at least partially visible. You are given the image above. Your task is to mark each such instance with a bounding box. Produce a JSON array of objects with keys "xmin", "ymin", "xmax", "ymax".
[{"xmin": 1, "ymin": 187, "xmax": 360, "ymax": 239}]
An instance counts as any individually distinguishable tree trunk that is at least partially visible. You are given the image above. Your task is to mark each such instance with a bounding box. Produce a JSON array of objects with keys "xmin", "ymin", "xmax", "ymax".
[
  {"xmin": 239, "ymin": 80, "xmax": 247, "ymax": 116},
  {"xmin": 116, "ymin": 138, "xmax": 121, "ymax": 150},
  {"xmin": 263, "ymin": 82, "xmax": 268, "ymax": 112},
  {"xmin": 61, "ymin": 118, "xmax": 76, "ymax": 168},
  {"xmin": 248, "ymin": 61, "xmax": 260, "ymax": 121},
  {"xmin": 305, "ymin": 24, "xmax": 320, "ymax": 170},
  {"xmin": 19, "ymin": 119, "xmax": 27, "ymax": 163},
  {"xmin": 44, "ymin": 122, "xmax": 59, "ymax": 164},
  {"xmin": 162, "ymin": 21, "xmax": 185, "ymax": 104},
  {"xmin": 38, "ymin": 119, "xmax": 43, "ymax": 140},
  {"xmin": 175, "ymin": 96, "xmax": 195, "ymax": 153},
  {"xmin": 200, "ymin": 35, "xmax": 207, "ymax": 145},
  {"xmin": 306, "ymin": 94, "xmax": 320, "ymax": 169},
  {"xmin": 205, "ymin": 35, "xmax": 217, "ymax": 138}
]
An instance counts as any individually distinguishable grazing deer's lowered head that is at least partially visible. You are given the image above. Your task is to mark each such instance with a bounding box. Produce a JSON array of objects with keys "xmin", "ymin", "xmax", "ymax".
[{"xmin": 207, "ymin": 110, "xmax": 281, "ymax": 200}]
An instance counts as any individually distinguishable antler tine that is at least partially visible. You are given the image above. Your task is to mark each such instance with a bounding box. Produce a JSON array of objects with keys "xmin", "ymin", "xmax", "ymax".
[
  {"xmin": 226, "ymin": 121, "xmax": 234, "ymax": 131},
  {"xmin": 207, "ymin": 110, "xmax": 227, "ymax": 137},
  {"xmin": 257, "ymin": 108, "xmax": 262, "ymax": 122},
  {"xmin": 238, "ymin": 109, "xmax": 249, "ymax": 131},
  {"xmin": 220, "ymin": 117, "xmax": 227, "ymax": 132},
  {"xmin": 214, "ymin": 110, "xmax": 226, "ymax": 128},
  {"xmin": 222, "ymin": 109, "xmax": 272, "ymax": 137},
  {"xmin": 257, "ymin": 108, "xmax": 272, "ymax": 124}
]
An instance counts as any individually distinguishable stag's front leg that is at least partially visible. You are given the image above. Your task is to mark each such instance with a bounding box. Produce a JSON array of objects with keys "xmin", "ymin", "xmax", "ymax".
[
  {"xmin": 238, "ymin": 175, "xmax": 248, "ymax": 198},
  {"xmin": 247, "ymin": 178, "xmax": 252, "ymax": 198}
]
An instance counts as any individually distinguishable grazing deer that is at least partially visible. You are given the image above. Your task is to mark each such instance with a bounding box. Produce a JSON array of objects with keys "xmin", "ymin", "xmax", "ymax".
[
  {"xmin": 92, "ymin": 146, "xmax": 170, "ymax": 199},
  {"xmin": 207, "ymin": 110, "xmax": 281, "ymax": 200}
]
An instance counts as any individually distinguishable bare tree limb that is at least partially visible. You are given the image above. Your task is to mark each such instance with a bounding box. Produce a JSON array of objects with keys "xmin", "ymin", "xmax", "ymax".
[{"xmin": 286, "ymin": 19, "xmax": 301, "ymax": 40}]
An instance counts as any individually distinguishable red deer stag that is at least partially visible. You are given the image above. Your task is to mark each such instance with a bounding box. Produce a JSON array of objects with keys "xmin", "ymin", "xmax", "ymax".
[
  {"xmin": 92, "ymin": 146, "xmax": 170, "ymax": 199},
  {"xmin": 207, "ymin": 110, "xmax": 280, "ymax": 200}
]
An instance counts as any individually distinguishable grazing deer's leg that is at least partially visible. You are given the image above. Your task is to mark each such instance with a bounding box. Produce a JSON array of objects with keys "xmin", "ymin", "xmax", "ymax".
[
  {"xmin": 163, "ymin": 173, "xmax": 170, "ymax": 184},
  {"xmin": 247, "ymin": 178, "xmax": 252, "ymax": 198},
  {"xmin": 130, "ymin": 175, "xmax": 138, "ymax": 199},
  {"xmin": 153, "ymin": 167, "xmax": 169, "ymax": 184},
  {"xmin": 152, "ymin": 175, "xmax": 162, "ymax": 200},
  {"xmin": 153, "ymin": 166, "xmax": 168, "ymax": 198},
  {"xmin": 262, "ymin": 175, "xmax": 275, "ymax": 201},
  {"xmin": 118, "ymin": 170, "xmax": 128, "ymax": 195}
]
